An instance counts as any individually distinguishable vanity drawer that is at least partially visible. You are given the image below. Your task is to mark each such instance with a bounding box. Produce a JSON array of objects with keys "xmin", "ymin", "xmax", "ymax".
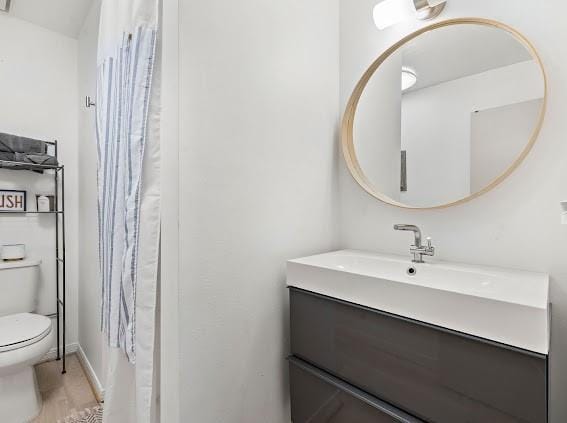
[
  {"xmin": 289, "ymin": 288, "xmax": 547, "ymax": 423},
  {"xmin": 289, "ymin": 356, "xmax": 422, "ymax": 423}
]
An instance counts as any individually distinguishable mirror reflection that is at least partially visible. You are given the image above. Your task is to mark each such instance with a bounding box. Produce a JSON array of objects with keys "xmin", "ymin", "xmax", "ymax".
[{"xmin": 353, "ymin": 23, "xmax": 545, "ymax": 208}]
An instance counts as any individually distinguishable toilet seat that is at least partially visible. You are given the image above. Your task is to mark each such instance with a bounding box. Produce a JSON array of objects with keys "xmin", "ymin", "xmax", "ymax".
[{"xmin": 0, "ymin": 313, "xmax": 52, "ymax": 353}]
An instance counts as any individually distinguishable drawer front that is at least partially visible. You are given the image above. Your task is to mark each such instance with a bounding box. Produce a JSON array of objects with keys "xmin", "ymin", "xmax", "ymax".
[
  {"xmin": 290, "ymin": 288, "xmax": 547, "ymax": 423},
  {"xmin": 289, "ymin": 357, "xmax": 422, "ymax": 423}
]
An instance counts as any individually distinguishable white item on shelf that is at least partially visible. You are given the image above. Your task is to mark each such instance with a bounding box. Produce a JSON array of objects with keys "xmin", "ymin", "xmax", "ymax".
[
  {"xmin": 37, "ymin": 196, "xmax": 50, "ymax": 212},
  {"xmin": 2, "ymin": 244, "xmax": 26, "ymax": 261}
]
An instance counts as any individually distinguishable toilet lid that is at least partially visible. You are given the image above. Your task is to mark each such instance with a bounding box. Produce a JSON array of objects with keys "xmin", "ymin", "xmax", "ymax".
[{"xmin": 0, "ymin": 313, "xmax": 52, "ymax": 353}]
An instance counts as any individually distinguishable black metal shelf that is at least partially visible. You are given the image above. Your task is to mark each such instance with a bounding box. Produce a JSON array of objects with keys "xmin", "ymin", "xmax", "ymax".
[
  {"xmin": 0, "ymin": 211, "xmax": 63, "ymax": 214},
  {"xmin": 0, "ymin": 161, "xmax": 63, "ymax": 172},
  {"xmin": 0, "ymin": 141, "xmax": 66, "ymax": 374}
]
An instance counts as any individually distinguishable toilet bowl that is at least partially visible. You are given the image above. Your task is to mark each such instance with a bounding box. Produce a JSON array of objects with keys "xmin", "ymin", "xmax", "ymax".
[{"xmin": 0, "ymin": 313, "xmax": 54, "ymax": 423}]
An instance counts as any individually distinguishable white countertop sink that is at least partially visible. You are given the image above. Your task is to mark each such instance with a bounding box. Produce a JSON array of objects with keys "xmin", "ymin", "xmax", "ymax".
[{"xmin": 287, "ymin": 250, "xmax": 550, "ymax": 354}]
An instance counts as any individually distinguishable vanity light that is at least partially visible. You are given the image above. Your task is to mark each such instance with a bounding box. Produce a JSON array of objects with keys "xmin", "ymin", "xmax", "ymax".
[
  {"xmin": 373, "ymin": 0, "xmax": 446, "ymax": 30},
  {"xmin": 373, "ymin": 0, "xmax": 415, "ymax": 30},
  {"xmin": 401, "ymin": 67, "xmax": 417, "ymax": 91}
]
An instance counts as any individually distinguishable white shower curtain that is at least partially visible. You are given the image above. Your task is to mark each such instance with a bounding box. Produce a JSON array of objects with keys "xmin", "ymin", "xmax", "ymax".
[{"xmin": 95, "ymin": 0, "xmax": 160, "ymax": 422}]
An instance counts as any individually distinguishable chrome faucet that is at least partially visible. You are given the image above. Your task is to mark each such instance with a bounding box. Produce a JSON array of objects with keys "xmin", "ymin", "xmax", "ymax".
[{"xmin": 393, "ymin": 224, "xmax": 435, "ymax": 263}]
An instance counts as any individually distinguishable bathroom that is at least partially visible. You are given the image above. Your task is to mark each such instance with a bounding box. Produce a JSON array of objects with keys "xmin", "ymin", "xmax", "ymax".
[{"xmin": 0, "ymin": 0, "xmax": 565, "ymax": 422}]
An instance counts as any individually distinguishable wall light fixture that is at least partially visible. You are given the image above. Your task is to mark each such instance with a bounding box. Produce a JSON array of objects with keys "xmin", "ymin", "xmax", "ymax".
[{"xmin": 373, "ymin": 0, "xmax": 446, "ymax": 30}]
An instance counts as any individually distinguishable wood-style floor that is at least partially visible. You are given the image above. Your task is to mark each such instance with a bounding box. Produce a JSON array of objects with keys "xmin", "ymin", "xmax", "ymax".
[{"xmin": 30, "ymin": 354, "xmax": 99, "ymax": 423}]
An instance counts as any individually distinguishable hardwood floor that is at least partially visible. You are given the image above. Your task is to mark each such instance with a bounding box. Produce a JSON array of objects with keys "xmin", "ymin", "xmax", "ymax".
[{"xmin": 30, "ymin": 354, "xmax": 100, "ymax": 423}]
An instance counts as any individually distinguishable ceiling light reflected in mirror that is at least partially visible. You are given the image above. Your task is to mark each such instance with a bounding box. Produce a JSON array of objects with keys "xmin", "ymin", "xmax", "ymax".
[{"xmin": 401, "ymin": 67, "xmax": 417, "ymax": 91}]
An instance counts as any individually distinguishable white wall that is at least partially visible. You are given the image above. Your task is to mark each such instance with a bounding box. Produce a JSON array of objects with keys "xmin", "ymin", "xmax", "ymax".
[
  {"xmin": 77, "ymin": 0, "xmax": 106, "ymax": 390},
  {"xmin": 400, "ymin": 60, "xmax": 543, "ymax": 206},
  {"xmin": 177, "ymin": 0, "xmax": 340, "ymax": 421},
  {"xmin": 339, "ymin": 0, "xmax": 567, "ymax": 421},
  {"xmin": 0, "ymin": 14, "xmax": 79, "ymax": 351}
]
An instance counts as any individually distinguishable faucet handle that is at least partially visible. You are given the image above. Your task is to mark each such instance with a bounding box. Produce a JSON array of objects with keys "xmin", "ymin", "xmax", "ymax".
[{"xmin": 425, "ymin": 237, "xmax": 435, "ymax": 257}]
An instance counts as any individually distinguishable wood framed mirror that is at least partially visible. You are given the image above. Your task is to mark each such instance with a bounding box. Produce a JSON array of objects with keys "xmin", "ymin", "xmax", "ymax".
[{"xmin": 341, "ymin": 18, "xmax": 547, "ymax": 209}]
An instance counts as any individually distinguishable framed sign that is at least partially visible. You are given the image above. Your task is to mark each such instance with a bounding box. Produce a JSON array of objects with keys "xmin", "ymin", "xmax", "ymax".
[{"xmin": 0, "ymin": 190, "xmax": 26, "ymax": 212}]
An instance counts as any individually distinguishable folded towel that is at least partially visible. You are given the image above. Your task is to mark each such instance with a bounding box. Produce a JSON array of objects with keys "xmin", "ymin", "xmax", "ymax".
[
  {"xmin": 14, "ymin": 152, "xmax": 58, "ymax": 166},
  {"xmin": 0, "ymin": 132, "xmax": 47, "ymax": 154},
  {"xmin": 0, "ymin": 151, "xmax": 58, "ymax": 173},
  {"xmin": 0, "ymin": 151, "xmax": 15, "ymax": 162}
]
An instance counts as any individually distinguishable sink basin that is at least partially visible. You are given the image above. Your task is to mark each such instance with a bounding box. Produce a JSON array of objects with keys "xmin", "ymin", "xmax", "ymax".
[{"xmin": 287, "ymin": 250, "xmax": 549, "ymax": 354}]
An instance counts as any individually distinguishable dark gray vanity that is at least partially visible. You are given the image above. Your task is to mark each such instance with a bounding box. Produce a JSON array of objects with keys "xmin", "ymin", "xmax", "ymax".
[{"xmin": 288, "ymin": 287, "xmax": 548, "ymax": 423}]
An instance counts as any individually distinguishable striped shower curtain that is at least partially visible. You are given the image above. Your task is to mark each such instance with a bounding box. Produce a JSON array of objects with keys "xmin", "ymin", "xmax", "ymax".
[
  {"xmin": 96, "ymin": 25, "xmax": 157, "ymax": 363},
  {"xmin": 96, "ymin": 0, "xmax": 160, "ymax": 422}
]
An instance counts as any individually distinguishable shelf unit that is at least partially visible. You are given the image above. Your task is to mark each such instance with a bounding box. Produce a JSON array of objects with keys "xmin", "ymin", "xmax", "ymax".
[{"xmin": 0, "ymin": 140, "xmax": 67, "ymax": 374}]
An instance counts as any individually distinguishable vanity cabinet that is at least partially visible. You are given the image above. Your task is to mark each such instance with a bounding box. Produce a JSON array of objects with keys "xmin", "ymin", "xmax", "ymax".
[
  {"xmin": 289, "ymin": 287, "xmax": 548, "ymax": 423},
  {"xmin": 289, "ymin": 357, "xmax": 421, "ymax": 423}
]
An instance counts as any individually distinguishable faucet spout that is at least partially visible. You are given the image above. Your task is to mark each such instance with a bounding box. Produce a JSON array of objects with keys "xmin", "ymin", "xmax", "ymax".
[
  {"xmin": 394, "ymin": 224, "xmax": 434, "ymax": 263},
  {"xmin": 393, "ymin": 224, "xmax": 422, "ymax": 248}
]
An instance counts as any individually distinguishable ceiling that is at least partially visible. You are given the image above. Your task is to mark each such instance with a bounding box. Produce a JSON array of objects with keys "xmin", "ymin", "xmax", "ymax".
[
  {"xmin": 401, "ymin": 24, "xmax": 533, "ymax": 92},
  {"xmin": 4, "ymin": 0, "xmax": 95, "ymax": 39}
]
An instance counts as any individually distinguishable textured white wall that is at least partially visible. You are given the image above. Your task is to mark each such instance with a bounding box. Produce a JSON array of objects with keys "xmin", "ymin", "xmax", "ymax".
[
  {"xmin": 0, "ymin": 14, "xmax": 79, "ymax": 350},
  {"xmin": 77, "ymin": 0, "xmax": 106, "ymax": 389},
  {"xmin": 339, "ymin": 1, "xmax": 567, "ymax": 421},
  {"xmin": 177, "ymin": 0, "xmax": 340, "ymax": 421}
]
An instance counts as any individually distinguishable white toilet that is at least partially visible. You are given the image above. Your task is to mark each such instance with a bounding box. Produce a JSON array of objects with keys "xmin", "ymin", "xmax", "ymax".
[{"xmin": 0, "ymin": 259, "xmax": 54, "ymax": 423}]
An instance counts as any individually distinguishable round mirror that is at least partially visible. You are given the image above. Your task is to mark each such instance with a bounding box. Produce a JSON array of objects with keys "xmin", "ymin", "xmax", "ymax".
[{"xmin": 342, "ymin": 19, "xmax": 546, "ymax": 209}]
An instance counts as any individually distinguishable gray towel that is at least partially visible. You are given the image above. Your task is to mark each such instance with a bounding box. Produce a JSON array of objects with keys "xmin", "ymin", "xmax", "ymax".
[
  {"xmin": 0, "ymin": 132, "xmax": 47, "ymax": 154},
  {"xmin": 0, "ymin": 151, "xmax": 58, "ymax": 173},
  {"xmin": 14, "ymin": 152, "xmax": 58, "ymax": 166},
  {"xmin": 0, "ymin": 151, "xmax": 15, "ymax": 162}
]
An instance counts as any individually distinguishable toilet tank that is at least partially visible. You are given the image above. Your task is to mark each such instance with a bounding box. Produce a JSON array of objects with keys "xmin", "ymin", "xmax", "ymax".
[{"xmin": 0, "ymin": 259, "xmax": 41, "ymax": 317}]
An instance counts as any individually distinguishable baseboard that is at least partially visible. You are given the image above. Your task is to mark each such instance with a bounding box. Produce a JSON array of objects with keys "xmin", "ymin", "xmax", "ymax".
[
  {"xmin": 76, "ymin": 345, "xmax": 105, "ymax": 402},
  {"xmin": 40, "ymin": 342, "xmax": 79, "ymax": 363}
]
